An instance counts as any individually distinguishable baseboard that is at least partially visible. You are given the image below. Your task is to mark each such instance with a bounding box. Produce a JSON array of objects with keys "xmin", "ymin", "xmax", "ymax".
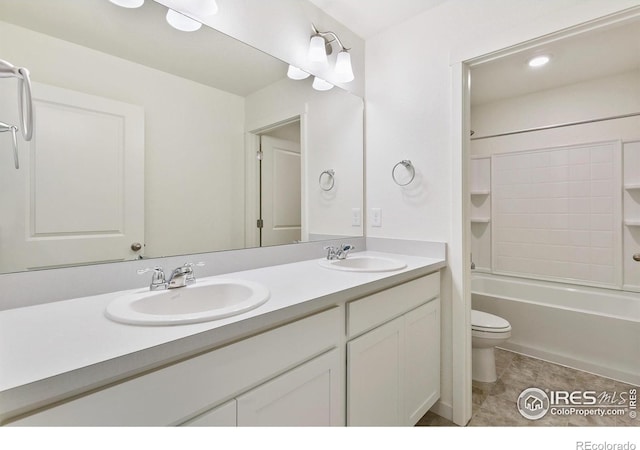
[{"xmin": 429, "ymin": 400, "xmax": 453, "ymax": 422}]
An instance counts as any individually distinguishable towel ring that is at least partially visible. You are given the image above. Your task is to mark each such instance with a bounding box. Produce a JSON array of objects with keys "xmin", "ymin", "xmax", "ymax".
[
  {"xmin": 319, "ymin": 169, "xmax": 335, "ymax": 191},
  {"xmin": 392, "ymin": 160, "xmax": 415, "ymax": 186}
]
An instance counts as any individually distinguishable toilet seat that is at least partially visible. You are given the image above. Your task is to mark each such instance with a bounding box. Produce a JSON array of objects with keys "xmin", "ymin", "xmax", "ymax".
[{"xmin": 471, "ymin": 309, "xmax": 511, "ymax": 333}]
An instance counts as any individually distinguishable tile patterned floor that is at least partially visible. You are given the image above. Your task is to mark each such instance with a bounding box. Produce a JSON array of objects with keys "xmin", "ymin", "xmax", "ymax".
[{"xmin": 416, "ymin": 348, "xmax": 639, "ymax": 427}]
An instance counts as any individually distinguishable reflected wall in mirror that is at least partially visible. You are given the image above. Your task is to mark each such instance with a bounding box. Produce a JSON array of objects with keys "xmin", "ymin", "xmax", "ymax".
[{"xmin": 0, "ymin": 0, "xmax": 364, "ymax": 274}]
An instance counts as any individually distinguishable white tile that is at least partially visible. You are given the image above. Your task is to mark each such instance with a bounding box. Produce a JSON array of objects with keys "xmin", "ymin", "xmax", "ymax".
[
  {"xmin": 569, "ymin": 181, "xmax": 590, "ymax": 198},
  {"xmin": 590, "ymin": 197, "xmax": 613, "ymax": 214},
  {"xmin": 591, "ymin": 180, "xmax": 613, "ymax": 196},
  {"xmin": 568, "ymin": 230, "xmax": 590, "ymax": 246},
  {"xmin": 549, "ymin": 150, "xmax": 569, "ymax": 166},
  {"xmin": 590, "ymin": 248, "xmax": 614, "ymax": 265},
  {"xmin": 590, "ymin": 214, "xmax": 613, "ymax": 231},
  {"xmin": 569, "ymin": 214, "xmax": 590, "ymax": 231},
  {"xmin": 569, "ymin": 198, "xmax": 590, "ymax": 214},
  {"xmin": 590, "ymin": 146, "xmax": 613, "ymax": 163},
  {"xmin": 590, "ymin": 264, "xmax": 615, "ymax": 284},
  {"xmin": 569, "ymin": 164, "xmax": 590, "ymax": 181},
  {"xmin": 590, "ymin": 162, "xmax": 613, "ymax": 181},
  {"xmin": 590, "ymin": 231, "xmax": 614, "ymax": 248},
  {"xmin": 568, "ymin": 263, "xmax": 591, "ymax": 281},
  {"xmin": 570, "ymin": 148, "xmax": 590, "ymax": 165}
]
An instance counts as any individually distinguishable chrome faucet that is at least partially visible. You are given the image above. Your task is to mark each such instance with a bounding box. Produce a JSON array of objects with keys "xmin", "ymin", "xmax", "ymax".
[
  {"xmin": 324, "ymin": 244, "xmax": 355, "ymax": 260},
  {"xmin": 138, "ymin": 262, "xmax": 204, "ymax": 291},
  {"xmin": 168, "ymin": 264, "xmax": 194, "ymax": 289}
]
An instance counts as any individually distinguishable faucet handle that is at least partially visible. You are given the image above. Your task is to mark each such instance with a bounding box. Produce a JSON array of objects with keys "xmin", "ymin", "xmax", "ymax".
[
  {"xmin": 137, "ymin": 266, "xmax": 167, "ymax": 291},
  {"xmin": 323, "ymin": 245, "xmax": 337, "ymax": 259},
  {"xmin": 183, "ymin": 262, "xmax": 205, "ymax": 284}
]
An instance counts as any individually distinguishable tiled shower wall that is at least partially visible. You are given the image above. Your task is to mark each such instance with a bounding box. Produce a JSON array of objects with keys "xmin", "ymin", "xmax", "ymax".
[{"xmin": 491, "ymin": 141, "xmax": 622, "ymax": 287}]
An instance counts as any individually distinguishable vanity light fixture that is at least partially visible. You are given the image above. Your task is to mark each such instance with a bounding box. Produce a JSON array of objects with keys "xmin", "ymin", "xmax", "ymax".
[
  {"xmin": 528, "ymin": 55, "xmax": 550, "ymax": 67},
  {"xmin": 312, "ymin": 77, "xmax": 334, "ymax": 91},
  {"xmin": 166, "ymin": 9, "xmax": 202, "ymax": 32},
  {"xmin": 166, "ymin": 0, "xmax": 218, "ymax": 32},
  {"xmin": 287, "ymin": 65, "xmax": 311, "ymax": 80},
  {"xmin": 307, "ymin": 24, "xmax": 354, "ymax": 83},
  {"xmin": 109, "ymin": 0, "xmax": 144, "ymax": 8}
]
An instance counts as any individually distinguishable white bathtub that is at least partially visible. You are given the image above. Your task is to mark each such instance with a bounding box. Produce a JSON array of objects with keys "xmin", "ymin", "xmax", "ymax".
[{"xmin": 472, "ymin": 273, "xmax": 640, "ymax": 385}]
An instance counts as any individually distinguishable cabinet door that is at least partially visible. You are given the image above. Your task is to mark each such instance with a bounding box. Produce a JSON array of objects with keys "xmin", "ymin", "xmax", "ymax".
[
  {"xmin": 236, "ymin": 349, "xmax": 343, "ymax": 426},
  {"xmin": 404, "ymin": 299, "xmax": 440, "ymax": 425},
  {"xmin": 347, "ymin": 316, "xmax": 404, "ymax": 426},
  {"xmin": 181, "ymin": 399, "xmax": 237, "ymax": 427}
]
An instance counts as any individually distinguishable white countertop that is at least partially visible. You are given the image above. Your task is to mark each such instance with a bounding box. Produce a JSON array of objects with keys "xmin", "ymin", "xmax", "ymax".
[{"xmin": 0, "ymin": 251, "xmax": 445, "ymax": 422}]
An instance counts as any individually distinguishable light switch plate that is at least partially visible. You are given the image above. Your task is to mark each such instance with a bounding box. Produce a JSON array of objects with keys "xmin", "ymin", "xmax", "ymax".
[
  {"xmin": 371, "ymin": 208, "xmax": 382, "ymax": 227},
  {"xmin": 352, "ymin": 208, "xmax": 361, "ymax": 227}
]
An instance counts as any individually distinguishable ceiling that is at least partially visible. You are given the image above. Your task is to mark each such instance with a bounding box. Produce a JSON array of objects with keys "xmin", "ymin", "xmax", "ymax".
[
  {"xmin": 308, "ymin": 0, "xmax": 448, "ymax": 39},
  {"xmin": 470, "ymin": 17, "xmax": 640, "ymax": 106}
]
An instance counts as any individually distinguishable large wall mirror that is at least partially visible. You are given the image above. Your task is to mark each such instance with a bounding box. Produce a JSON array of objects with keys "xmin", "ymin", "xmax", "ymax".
[{"xmin": 0, "ymin": 0, "xmax": 364, "ymax": 274}]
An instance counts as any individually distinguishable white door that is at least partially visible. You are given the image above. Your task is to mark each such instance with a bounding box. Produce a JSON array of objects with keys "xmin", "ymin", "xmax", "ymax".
[
  {"xmin": 260, "ymin": 135, "xmax": 301, "ymax": 246},
  {"xmin": 404, "ymin": 300, "xmax": 441, "ymax": 425},
  {"xmin": 347, "ymin": 316, "xmax": 404, "ymax": 426},
  {"xmin": 236, "ymin": 349, "xmax": 343, "ymax": 426},
  {"xmin": 0, "ymin": 83, "xmax": 144, "ymax": 271}
]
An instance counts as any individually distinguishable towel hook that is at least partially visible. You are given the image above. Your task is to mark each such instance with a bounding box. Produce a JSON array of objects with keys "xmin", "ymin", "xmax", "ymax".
[
  {"xmin": 319, "ymin": 169, "xmax": 335, "ymax": 191},
  {"xmin": 0, "ymin": 122, "xmax": 19, "ymax": 169},
  {"xmin": 392, "ymin": 160, "xmax": 415, "ymax": 186}
]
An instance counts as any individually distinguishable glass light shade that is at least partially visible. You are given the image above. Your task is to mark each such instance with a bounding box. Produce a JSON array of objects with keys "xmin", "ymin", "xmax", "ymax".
[
  {"xmin": 109, "ymin": 0, "xmax": 144, "ymax": 7},
  {"xmin": 287, "ymin": 65, "xmax": 310, "ymax": 80},
  {"xmin": 308, "ymin": 35, "xmax": 328, "ymax": 64},
  {"xmin": 334, "ymin": 50, "xmax": 354, "ymax": 82},
  {"xmin": 166, "ymin": 9, "xmax": 202, "ymax": 32},
  {"xmin": 312, "ymin": 77, "xmax": 334, "ymax": 91}
]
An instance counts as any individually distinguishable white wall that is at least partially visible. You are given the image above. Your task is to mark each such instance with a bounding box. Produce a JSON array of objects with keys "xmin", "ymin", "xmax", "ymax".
[
  {"xmin": 365, "ymin": 0, "xmax": 640, "ymax": 424},
  {"xmin": 471, "ymin": 70, "xmax": 640, "ymax": 156},
  {"xmin": 245, "ymin": 78, "xmax": 364, "ymax": 240},
  {"xmin": 0, "ymin": 20, "xmax": 246, "ymax": 259}
]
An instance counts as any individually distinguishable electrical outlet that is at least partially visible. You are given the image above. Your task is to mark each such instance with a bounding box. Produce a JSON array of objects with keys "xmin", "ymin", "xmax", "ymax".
[
  {"xmin": 352, "ymin": 208, "xmax": 361, "ymax": 227},
  {"xmin": 371, "ymin": 208, "xmax": 382, "ymax": 227}
]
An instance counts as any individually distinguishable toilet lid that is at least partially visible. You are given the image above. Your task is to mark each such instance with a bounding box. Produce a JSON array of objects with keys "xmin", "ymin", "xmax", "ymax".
[{"xmin": 472, "ymin": 310, "xmax": 511, "ymax": 332}]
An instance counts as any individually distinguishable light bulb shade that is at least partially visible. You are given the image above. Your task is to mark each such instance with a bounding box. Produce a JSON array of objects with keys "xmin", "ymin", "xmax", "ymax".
[
  {"xmin": 166, "ymin": 9, "xmax": 202, "ymax": 32},
  {"xmin": 287, "ymin": 65, "xmax": 310, "ymax": 80},
  {"xmin": 312, "ymin": 77, "xmax": 334, "ymax": 91},
  {"xmin": 334, "ymin": 50, "xmax": 354, "ymax": 82},
  {"xmin": 109, "ymin": 0, "xmax": 144, "ymax": 7},
  {"xmin": 308, "ymin": 35, "xmax": 328, "ymax": 64}
]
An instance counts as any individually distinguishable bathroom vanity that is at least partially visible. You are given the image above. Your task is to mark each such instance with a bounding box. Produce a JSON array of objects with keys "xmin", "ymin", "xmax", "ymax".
[{"xmin": 0, "ymin": 251, "xmax": 444, "ymax": 426}]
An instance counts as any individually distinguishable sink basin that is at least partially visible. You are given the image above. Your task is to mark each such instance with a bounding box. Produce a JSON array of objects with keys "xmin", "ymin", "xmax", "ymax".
[
  {"xmin": 318, "ymin": 255, "xmax": 407, "ymax": 273},
  {"xmin": 105, "ymin": 279, "xmax": 270, "ymax": 326}
]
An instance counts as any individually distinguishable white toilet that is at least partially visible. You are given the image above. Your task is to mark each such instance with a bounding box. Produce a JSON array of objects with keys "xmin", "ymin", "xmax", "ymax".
[{"xmin": 471, "ymin": 309, "xmax": 512, "ymax": 383}]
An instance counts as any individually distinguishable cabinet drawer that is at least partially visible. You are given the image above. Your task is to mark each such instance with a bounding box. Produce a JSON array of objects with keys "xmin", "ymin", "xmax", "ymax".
[
  {"xmin": 347, "ymin": 272, "xmax": 439, "ymax": 339},
  {"xmin": 9, "ymin": 307, "xmax": 341, "ymax": 426}
]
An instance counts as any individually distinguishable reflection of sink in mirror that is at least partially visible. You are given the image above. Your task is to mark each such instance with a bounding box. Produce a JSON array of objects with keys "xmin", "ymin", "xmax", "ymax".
[
  {"xmin": 318, "ymin": 256, "xmax": 407, "ymax": 273},
  {"xmin": 105, "ymin": 279, "xmax": 270, "ymax": 326}
]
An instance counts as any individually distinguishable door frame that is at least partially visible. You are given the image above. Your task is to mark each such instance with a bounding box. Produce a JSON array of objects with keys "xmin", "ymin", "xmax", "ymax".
[
  {"xmin": 450, "ymin": 6, "xmax": 640, "ymax": 426},
  {"xmin": 245, "ymin": 112, "xmax": 307, "ymax": 248}
]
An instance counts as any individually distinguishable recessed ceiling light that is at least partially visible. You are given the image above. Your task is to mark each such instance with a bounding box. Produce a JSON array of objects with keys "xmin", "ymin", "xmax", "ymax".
[{"xmin": 528, "ymin": 55, "xmax": 550, "ymax": 68}]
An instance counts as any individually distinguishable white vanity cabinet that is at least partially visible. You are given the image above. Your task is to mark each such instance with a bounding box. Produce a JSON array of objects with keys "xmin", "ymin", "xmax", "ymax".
[
  {"xmin": 184, "ymin": 349, "xmax": 342, "ymax": 427},
  {"xmin": 8, "ymin": 308, "xmax": 343, "ymax": 426},
  {"xmin": 346, "ymin": 273, "xmax": 440, "ymax": 426}
]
